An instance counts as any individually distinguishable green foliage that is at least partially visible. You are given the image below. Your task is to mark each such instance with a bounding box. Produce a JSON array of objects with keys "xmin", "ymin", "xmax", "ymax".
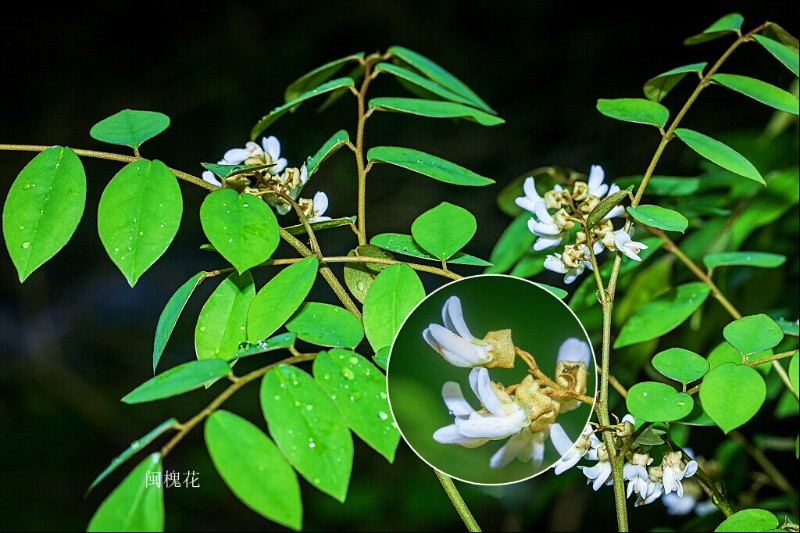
[
  {"xmin": 3, "ymin": 146, "xmax": 86, "ymax": 281},
  {"xmin": 2, "ymin": 21, "xmax": 798, "ymax": 532}
]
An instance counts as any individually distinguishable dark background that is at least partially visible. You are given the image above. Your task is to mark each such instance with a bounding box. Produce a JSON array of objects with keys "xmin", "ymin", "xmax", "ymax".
[{"xmin": 1, "ymin": 1, "xmax": 798, "ymax": 531}]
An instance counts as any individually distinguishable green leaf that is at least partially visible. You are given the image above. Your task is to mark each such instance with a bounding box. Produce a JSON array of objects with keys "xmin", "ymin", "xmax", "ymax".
[
  {"xmin": 286, "ymin": 302, "xmax": 364, "ymax": 349},
  {"xmin": 367, "ymin": 146, "xmax": 494, "ymax": 186},
  {"xmin": 652, "ymin": 348, "xmax": 710, "ymax": 384},
  {"xmin": 712, "ymin": 73, "xmax": 799, "ymax": 115},
  {"xmin": 411, "ymin": 202, "xmax": 477, "ymax": 260},
  {"xmin": 704, "ymin": 251, "xmax": 786, "ymax": 271},
  {"xmin": 234, "ymin": 332, "xmax": 297, "ymax": 360},
  {"xmin": 199, "ymin": 189, "xmax": 280, "ymax": 273},
  {"xmin": 201, "ymin": 162, "xmax": 269, "ymax": 180},
  {"xmin": 313, "ymin": 350, "xmax": 400, "ymax": 462},
  {"xmin": 700, "ymin": 363, "xmax": 766, "ymax": 433},
  {"xmin": 370, "ymin": 233, "xmax": 491, "ymax": 266},
  {"xmin": 97, "ymin": 159, "xmax": 183, "ymax": 287},
  {"xmin": 87, "ymin": 419, "xmax": 178, "ymax": 496},
  {"xmin": 374, "ymin": 62, "xmax": 483, "ymax": 110},
  {"xmin": 89, "ymin": 109, "xmax": 170, "ymax": 150},
  {"xmin": 368, "ymin": 97, "xmax": 503, "ymax": 126},
  {"xmin": 153, "ymin": 272, "xmax": 205, "ymax": 372},
  {"xmin": 626, "ymin": 382, "xmax": 694, "ymax": 422},
  {"xmin": 251, "ymin": 77, "xmax": 355, "ymax": 139},
  {"xmin": 247, "ymin": 257, "xmax": 319, "ymax": 341},
  {"xmin": 535, "ymin": 282, "xmax": 568, "ymax": 299},
  {"xmin": 121, "ymin": 359, "xmax": 231, "ymax": 404},
  {"xmin": 261, "ymin": 365, "xmax": 353, "ymax": 502},
  {"xmin": 674, "ymin": 128, "xmax": 764, "ymax": 185},
  {"xmin": 715, "ymin": 508, "xmax": 779, "ymax": 532},
  {"xmin": 387, "ymin": 46, "xmax": 495, "ymax": 113},
  {"xmin": 306, "ymin": 130, "xmax": 350, "ymax": 177},
  {"xmin": 586, "ymin": 187, "xmax": 632, "ymax": 229},
  {"xmin": 776, "ymin": 317, "xmax": 799, "ymax": 337},
  {"xmin": 283, "ymin": 216, "xmax": 356, "ymax": 236},
  {"xmin": 205, "ymin": 410, "xmax": 302, "ymax": 530},
  {"xmin": 753, "ymin": 34, "xmax": 799, "ymax": 77},
  {"xmin": 596, "ymin": 98, "xmax": 669, "ymax": 128},
  {"xmin": 284, "ymin": 53, "xmax": 363, "ymax": 102},
  {"xmin": 643, "ymin": 62, "xmax": 707, "ymax": 102},
  {"xmin": 3, "ymin": 146, "xmax": 86, "ymax": 282},
  {"xmin": 626, "ymin": 204, "xmax": 689, "ymax": 232},
  {"xmin": 684, "ymin": 13, "xmax": 744, "ymax": 45},
  {"xmin": 613, "ymin": 175, "xmax": 700, "ymax": 196},
  {"xmin": 723, "ymin": 314, "xmax": 784, "ymax": 356},
  {"xmin": 343, "ymin": 245, "xmax": 394, "ymax": 304},
  {"xmin": 789, "ymin": 352, "xmax": 798, "ymax": 394},
  {"xmin": 707, "ymin": 341, "xmax": 772, "ymax": 374},
  {"xmin": 363, "ymin": 264, "xmax": 425, "ymax": 352},
  {"xmin": 485, "ymin": 215, "xmax": 536, "ymax": 274},
  {"xmin": 614, "ymin": 282, "xmax": 711, "ymax": 348},
  {"xmin": 195, "ymin": 271, "xmax": 255, "ymax": 361},
  {"xmin": 87, "ymin": 453, "xmax": 164, "ymax": 532},
  {"xmin": 374, "ymin": 346, "xmax": 390, "ymax": 371},
  {"xmin": 730, "ymin": 166, "xmax": 798, "ymax": 248}
]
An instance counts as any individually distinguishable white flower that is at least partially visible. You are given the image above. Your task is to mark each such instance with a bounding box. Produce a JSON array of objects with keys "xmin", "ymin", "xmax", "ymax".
[
  {"xmin": 620, "ymin": 414, "xmax": 665, "ymax": 447},
  {"xmin": 433, "ymin": 368, "xmax": 530, "ymax": 446},
  {"xmin": 543, "ymin": 248, "xmax": 593, "ymax": 285},
  {"xmin": 528, "ymin": 201, "xmax": 572, "ymax": 251},
  {"xmin": 202, "ymin": 170, "xmax": 222, "ymax": 187},
  {"xmin": 587, "ymin": 165, "xmax": 610, "ymax": 198},
  {"xmin": 424, "ymin": 296, "xmax": 493, "ymax": 368},
  {"xmin": 634, "ymin": 477, "xmax": 664, "ymax": 507},
  {"xmin": 613, "ymin": 228, "xmax": 648, "ymax": 261},
  {"xmin": 557, "ymin": 338, "xmax": 591, "ymax": 367},
  {"xmin": 490, "ymin": 426, "xmax": 548, "ymax": 469},
  {"xmin": 662, "ymin": 492, "xmax": 698, "ymax": 515},
  {"xmin": 305, "ymin": 191, "xmax": 332, "ymax": 223},
  {"xmin": 550, "ymin": 423, "xmax": 593, "ymax": 474},
  {"xmin": 661, "ymin": 451, "xmax": 698, "ymax": 497},
  {"xmin": 554, "ymin": 338, "xmax": 592, "ymax": 412},
  {"xmin": 578, "ymin": 432, "xmax": 613, "ymax": 490},
  {"xmin": 515, "ymin": 176, "xmax": 545, "ymax": 213},
  {"xmin": 223, "ymin": 136, "xmax": 287, "ymax": 175}
]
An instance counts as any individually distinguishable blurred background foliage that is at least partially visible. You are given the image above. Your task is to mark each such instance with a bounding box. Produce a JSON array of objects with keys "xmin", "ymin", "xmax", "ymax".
[{"xmin": 1, "ymin": 1, "xmax": 797, "ymax": 531}]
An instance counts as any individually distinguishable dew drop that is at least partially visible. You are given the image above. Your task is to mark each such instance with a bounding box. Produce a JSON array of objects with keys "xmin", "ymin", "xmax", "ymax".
[
  {"xmin": 348, "ymin": 356, "xmax": 358, "ymax": 365},
  {"xmin": 22, "ymin": 183, "xmax": 34, "ymax": 190},
  {"xmin": 305, "ymin": 404, "xmax": 314, "ymax": 411},
  {"xmin": 242, "ymin": 203, "xmax": 249, "ymax": 208},
  {"xmin": 642, "ymin": 392, "xmax": 648, "ymax": 397},
  {"xmin": 139, "ymin": 231, "xmax": 144, "ymax": 237},
  {"xmin": 199, "ymin": 326, "xmax": 207, "ymax": 332},
  {"xmin": 294, "ymin": 401, "xmax": 301, "ymax": 407},
  {"xmin": 379, "ymin": 392, "xmax": 387, "ymax": 400},
  {"xmin": 378, "ymin": 411, "xmax": 388, "ymax": 421},
  {"xmin": 238, "ymin": 341, "xmax": 249, "ymax": 350},
  {"xmin": 342, "ymin": 368, "xmax": 355, "ymax": 380},
  {"xmin": 214, "ymin": 348, "xmax": 220, "ymax": 355},
  {"xmin": 18, "ymin": 225, "xmax": 24, "ymax": 231},
  {"xmin": 678, "ymin": 401, "xmax": 685, "ymax": 406},
  {"xmin": 21, "ymin": 241, "xmax": 31, "ymax": 249},
  {"xmin": 130, "ymin": 440, "xmax": 140, "ymax": 449}
]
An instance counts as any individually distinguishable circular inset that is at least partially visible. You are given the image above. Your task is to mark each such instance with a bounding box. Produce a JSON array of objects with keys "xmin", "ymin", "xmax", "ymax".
[{"xmin": 387, "ymin": 274, "xmax": 597, "ymax": 485}]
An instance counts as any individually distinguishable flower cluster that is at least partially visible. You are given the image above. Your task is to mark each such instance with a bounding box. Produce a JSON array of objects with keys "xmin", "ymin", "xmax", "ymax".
[
  {"xmin": 202, "ymin": 136, "xmax": 331, "ymax": 222},
  {"xmin": 426, "ymin": 296, "xmax": 592, "ymax": 470},
  {"xmin": 515, "ymin": 165, "xmax": 647, "ymax": 284},
  {"xmin": 550, "ymin": 414, "xmax": 706, "ymax": 512}
]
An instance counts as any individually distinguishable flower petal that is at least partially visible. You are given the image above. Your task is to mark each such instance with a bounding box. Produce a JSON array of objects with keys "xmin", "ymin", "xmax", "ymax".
[
  {"xmin": 456, "ymin": 409, "xmax": 528, "ymax": 439},
  {"xmin": 442, "ymin": 296, "xmax": 474, "ymax": 340},
  {"xmin": 557, "ymin": 337, "xmax": 591, "ymax": 366},
  {"xmin": 442, "ymin": 381, "xmax": 475, "ymax": 417},
  {"xmin": 433, "ymin": 424, "xmax": 489, "ymax": 448},
  {"xmin": 489, "ymin": 430, "xmax": 531, "ymax": 469}
]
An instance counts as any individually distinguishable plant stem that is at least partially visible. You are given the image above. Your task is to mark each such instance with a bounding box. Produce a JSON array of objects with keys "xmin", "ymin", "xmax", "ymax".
[
  {"xmin": 160, "ymin": 352, "xmax": 316, "ymax": 458},
  {"xmin": 435, "ymin": 471, "xmax": 481, "ymax": 532},
  {"xmin": 0, "ymin": 144, "xmax": 216, "ymax": 190}
]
